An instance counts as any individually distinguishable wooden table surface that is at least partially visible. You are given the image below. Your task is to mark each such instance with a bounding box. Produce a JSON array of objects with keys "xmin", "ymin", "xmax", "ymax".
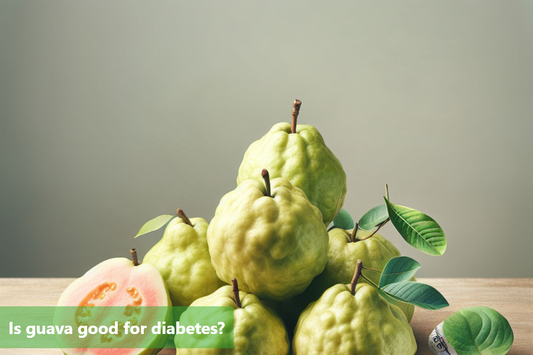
[{"xmin": 1, "ymin": 278, "xmax": 531, "ymax": 355}]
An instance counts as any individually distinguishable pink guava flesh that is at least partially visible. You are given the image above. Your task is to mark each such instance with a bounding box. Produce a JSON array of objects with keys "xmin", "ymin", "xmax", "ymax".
[{"xmin": 56, "ymin": 258, "xmax": 172, "ymax": 355}]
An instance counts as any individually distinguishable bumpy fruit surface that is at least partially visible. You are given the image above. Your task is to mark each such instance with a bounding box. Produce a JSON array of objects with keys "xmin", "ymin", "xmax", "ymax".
[
  {"xmin": 293, "ymin": 283, "xmax": 417, "ymax": 355},
  {"xmin": 175, "ymin": 285, "xmax": 289, "ymax": 355},
  {"xmin": 143, "ymin": 216, "xmax": 226, "ymax": 306},
  {"xmin": 305, "ymin": 228, "xmax": 415, "ymax": 321},
  {"xmin": 237, "ymin": 122, "xmax": 347, "ymax": 226},
  {"xmin": 207, "ymin": 178, "xmax": 328, "ymax": 301}
]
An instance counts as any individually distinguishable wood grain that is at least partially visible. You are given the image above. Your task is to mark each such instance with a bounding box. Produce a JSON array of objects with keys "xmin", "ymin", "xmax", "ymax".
[{"xmin": 1, "ymin": 278, "xmax": 531, "ymax": 355}]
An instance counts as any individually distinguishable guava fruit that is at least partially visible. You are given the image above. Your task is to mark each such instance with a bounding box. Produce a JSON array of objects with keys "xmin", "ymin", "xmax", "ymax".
[
  {"xmin": 276, "ymin": 228, "xmax": 415, "ymax": 336},
  {"xmin": 56, "ymin": 249, "xmax": 172, "ymax": 355},
  {"xmin": 175, "ymin": 280, "xmax": 289, "ymax": 355},
  {"xmin": 236, "ymin": 100, "xmax": 347, "ymax": 226},
  {"xmin": 293, "ymin": 281, "xmax": 417, "ymax": 355},
  {"xmin": 308, "ymin": 227, "xmax": 415, "ymax": 321},
  {"xmin": 207, "ymin": 172, "xmax": 328, "ymax": 301},
  {"xmin": 143, "ymin": 209, "xmax": 226, "ymax": 306}
]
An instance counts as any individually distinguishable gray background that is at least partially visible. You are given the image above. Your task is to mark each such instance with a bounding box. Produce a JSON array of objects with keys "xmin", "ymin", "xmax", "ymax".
[{"xmin": 1, "ymin": 1, "xmax": 532, "ymax": 278}]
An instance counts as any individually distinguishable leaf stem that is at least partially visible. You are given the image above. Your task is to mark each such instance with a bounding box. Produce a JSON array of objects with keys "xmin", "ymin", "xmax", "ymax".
[
  {"xmin": 231, "ymin": 278, "xmax": 242, "ymax": 308},
  {"xmin": 350, "ymin": 260, "xmax": 363, "ymax": 295},
  {"xmin": 261, "ymin": 169, "xmax": 271, "ymax": 197},
  {"xmin": 176, "ymin": 208, "xmax": 193, "ymax": 227},
  {"xmin": 360, "ymin": 273, "xmax": 380, "ymax": 290},
  {"xmin": 359, "ymin": 219, "xmax": 387, "ymax": 240},
  {"xmin": 362, "ymin": 266, "xmax": 382, "ymax": 274},
  {"xmin": 291, "ymin": 99, "xmax": 302, "ymax": 134},
  {"xmin": 130, "ymin": 248, "xmax": 139, "ymax": 266}
]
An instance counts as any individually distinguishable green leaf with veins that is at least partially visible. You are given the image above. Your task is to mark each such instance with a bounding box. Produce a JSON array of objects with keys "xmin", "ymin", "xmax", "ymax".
[
  {"xmin": 379, "ymin": 256, "xmax": 421, "ymax": 288},
  {"xmin": 384, "ymin": 198, "xmax": 446, "ymax": 256},
  {"xmin": 381, "ymin": 280, "xmax": 449, "ymax": 310},
  {"xmin": 443, "ymin": 306, "xmax": 513, "ymax": 355},
  {"xmin": 358, "ymin": 204, "xmax": 389, "ymax": 231}
]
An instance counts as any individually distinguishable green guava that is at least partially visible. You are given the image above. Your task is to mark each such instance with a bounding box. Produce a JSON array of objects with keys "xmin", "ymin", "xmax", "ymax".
[
  {"xmin": 309, "ymin": 228, "xmax": 415, "ymax": 321},
  {"xmin": 275, "ymin": 228, "xmax": 415, "ymax": 336},
  {"xmin": 143, "ymin": 212, "xmax": 226, "ymax": 306},
  {"xmin": 56, "ymin": 254, "xmax": 172, "ymax": 355},
  {"xmin": 207, "ymin": 177, "xmax": 328, "ymax": 301},
  {"xmin": 236, "ymin": 122, "xmax": 347, "ymax": 226},
  {"xmin": 293, "ymin": 283, "xmax": 417, "ymax": 355},
  {"xmin": 175, "ymin": 284, "xmax": 289, "ymax": 355}
]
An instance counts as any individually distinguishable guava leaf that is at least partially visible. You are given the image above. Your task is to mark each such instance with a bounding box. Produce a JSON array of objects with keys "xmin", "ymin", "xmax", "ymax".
[
  {"xmin": 443, "ymin": 306, "xmax": 514, "ymax": 355},
  {"xmin": 384, "ymin": 197, "xmax": 447, "ymax": 256},
  {"xmin": 381, "ymin": 280, "xmax": 449, "ymax": 310},
  {"xmin": 333, "ymin": 208, "xmax": 354, "ymax": 230},
  {"xmin": 134, "ymin": 215, "xmax": 176, "ymax": 238},
  {"xmin": 379, "ymin": 256, "xmax": 421, "ymax": 288},
  {"xmin": 358, "ymin": 204, "xmax": 389, "ymax": 231}
]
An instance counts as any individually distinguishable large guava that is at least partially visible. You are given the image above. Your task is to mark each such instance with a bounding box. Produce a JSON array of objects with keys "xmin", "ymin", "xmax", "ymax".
[
  {"xmin": 236, "ymin": 121, "xmax": 347, "ymax": 226},
  {"xmin": 276, "ymin": 228, "xmax": 415, "ymax": 336},
  {"xmin": 56, "ymin": 252, "xmax": 172, "ymax": 355},
  {"xmin": 309, "ymin": 228, "xmax": 415, "ymax": 321},
  {"xmin": 293, "ymin": 283, "xmax": 417, "ymax": 355},
  {"xmin": 207, "ymin": 176, "xmax": 329, "ymax": 301}
]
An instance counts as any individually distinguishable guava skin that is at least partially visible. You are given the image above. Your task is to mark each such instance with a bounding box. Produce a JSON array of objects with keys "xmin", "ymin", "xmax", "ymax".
[
  {"xmin": 276, "ymin": 229, "xmax": 414, "ymax": 335},
  {"xmin": 237, "ymin": 122, "xmax": 347, "ymax": 226},
  {"xmin": 293, "ymin": 283, "xmax": 417, "ymax": 355},
  {"xmin": 321, "ymin": 228, "xmax": 415, "ymax": 322},
  {"xmin": 143, "ymin": 216, "xmax": 226, "ymax": 307},
  {"xmin": 175, "ymin": 285, "xmax": 290, "ymax": 355},
  {"xmin": 299, "ymin": 228, "xmax": 415, "ymax": 321},
  {"xmin": 56, "ymin": 258, "xmax": 172, "ymax": 355},
  {"xmin": 207, "ymin": 178, "xmax": 329, "ymax": 301}
]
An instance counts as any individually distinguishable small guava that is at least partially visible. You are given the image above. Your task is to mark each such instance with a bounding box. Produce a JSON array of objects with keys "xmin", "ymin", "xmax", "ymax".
[
  {"xmin": 175, "ymin": 280, "xmax": 290, "ymax": 355},
  {"xmin": 143, "ymin": 209, "xmax": 226, "ymax": 306}
]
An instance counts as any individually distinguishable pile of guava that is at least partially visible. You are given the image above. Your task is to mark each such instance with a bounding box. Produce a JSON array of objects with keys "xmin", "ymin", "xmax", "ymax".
[{"xmin": 58, "ymin": 100, "xmax": 455, "ymax": 355}]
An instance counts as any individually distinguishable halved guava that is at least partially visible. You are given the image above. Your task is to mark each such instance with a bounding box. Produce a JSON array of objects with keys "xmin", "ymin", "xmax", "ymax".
[{"xmin": 56, "ymin": 256, "xmax": 172, "ymax": 355}]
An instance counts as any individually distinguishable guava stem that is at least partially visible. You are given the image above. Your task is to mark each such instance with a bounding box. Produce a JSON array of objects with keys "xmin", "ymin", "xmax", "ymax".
[
  {"xmin": 350, "ymin": 260, "xmax": 363, "ymax": 295},
  {"xmin": 291, "ymin": 99, "xmax": 302, "ymax": 134},
  {"xmin": 231, "ymin": 278, "xmax": 242, "ymax": 308},
  {"xmin": 350, "ymin": 223, "xmax": 359, "ymax": 243},
  {"xmin": 176, "ymin": 208, "xmax": 193, "ymax": 227},
  {"xmin": 385, "ymin": 183, "xmax": 390, "ymax": 201},
  {"xmin": 261, "ymin": 169, "xmax": 271, "ymax": 197},
  {"xmin": 130, "ymin": 249, "xmax": 140, "ymax": 266}
]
